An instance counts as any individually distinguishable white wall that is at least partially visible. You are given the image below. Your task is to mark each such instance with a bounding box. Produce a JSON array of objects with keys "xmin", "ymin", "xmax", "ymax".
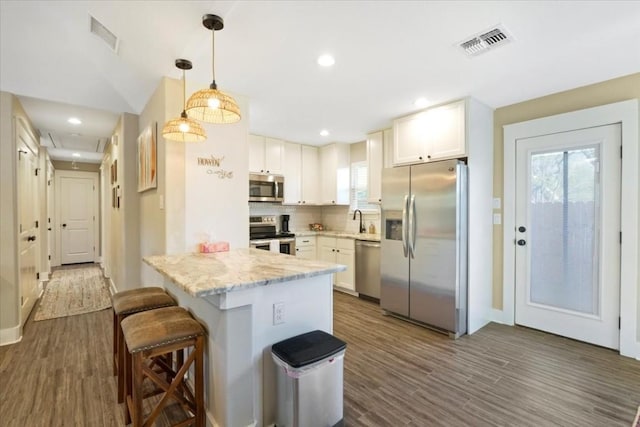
[{"xmin": 184, "ymin": 93, "xmax": 250, "ymax": 251}]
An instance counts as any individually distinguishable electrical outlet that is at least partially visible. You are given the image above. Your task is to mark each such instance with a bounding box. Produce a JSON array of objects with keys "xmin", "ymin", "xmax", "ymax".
[
  {"xmin": 273, "ymin": 302, "xmax": 285, "ymax": 325},
  {"xmin": 493, "ymin": 213, "xmax": 502, "ymax": 225}
]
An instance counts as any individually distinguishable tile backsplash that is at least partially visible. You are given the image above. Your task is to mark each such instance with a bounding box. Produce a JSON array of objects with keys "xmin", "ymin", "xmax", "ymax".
[
  {"xmin": 249, "ymin": 203, "xmax": 322, "ymax": 232},
  {"xmin": 249, "ymin": 203, "xmax": 380, "ymax": 234}
]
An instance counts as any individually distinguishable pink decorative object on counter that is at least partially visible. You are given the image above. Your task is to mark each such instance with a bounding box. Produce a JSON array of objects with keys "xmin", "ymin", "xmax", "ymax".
[{"xmin": 199, "ymin": 242, "xmax": 230, "ymax": 253}]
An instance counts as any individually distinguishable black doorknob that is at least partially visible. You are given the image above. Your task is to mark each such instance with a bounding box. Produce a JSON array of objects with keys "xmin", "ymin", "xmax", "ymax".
[
  {"xmin": 27, "ymin": 236, "xmax": 36, "ymax": 242},
  {"xmin": 62, "ymin": 223, "xmax": 67, "ymax": 228},
  {"xmin": 518, "ymin": 226, "xmax": 526, "ymax": 232},
  {"xmin": 517, "ymin": 239, "xmax": 526, "ymax": 246}
]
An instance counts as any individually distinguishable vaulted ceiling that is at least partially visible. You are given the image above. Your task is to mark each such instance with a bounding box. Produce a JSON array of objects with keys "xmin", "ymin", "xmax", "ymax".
[{"xmin": 2, "ymin": 1, "xmax": 639, "ymax": 162}]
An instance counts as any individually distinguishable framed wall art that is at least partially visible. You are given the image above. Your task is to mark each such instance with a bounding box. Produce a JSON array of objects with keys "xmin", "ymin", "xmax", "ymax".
[{"xmin": 137, "ymin": 123, "xmax": 157, "ymax": 192}]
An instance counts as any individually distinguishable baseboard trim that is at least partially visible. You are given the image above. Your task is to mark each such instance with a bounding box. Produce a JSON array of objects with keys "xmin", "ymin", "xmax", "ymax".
[
  {"xmin": 490, "ymin": 308, "xmax": 513, "ymax": 325},
  {"xmin": 0, "ymin": 325, "xmax": 22, "ymax": 346},
  {"xmin": 636, "ymin": 341, "xmax": 640, "ymax": 361},
  {"xmin": 109, "ymin": 278, "xmax": 117, "ymax": 296},
  {"xmin": 39, "ymin": 271, "xmax": 49, "ymax": 282}
]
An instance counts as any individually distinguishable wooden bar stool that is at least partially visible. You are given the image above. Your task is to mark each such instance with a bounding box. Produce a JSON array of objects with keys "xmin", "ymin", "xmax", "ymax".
[
  {"xmin": 121, "ymin": 306, "xmax": 205, "ymax": 427},
  {"xmin": 112, "ymin": 287, "xmax": 177, "ymax": 403}
]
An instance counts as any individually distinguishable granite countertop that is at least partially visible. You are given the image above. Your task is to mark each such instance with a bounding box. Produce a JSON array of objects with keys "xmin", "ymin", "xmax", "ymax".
[
  {"xmin": 294, "ymin": 230, "xmax": 381, "ymax": 242},
  {"xmin": 144, "ymin": 248, "xmax": 346, "ymax": 298}
]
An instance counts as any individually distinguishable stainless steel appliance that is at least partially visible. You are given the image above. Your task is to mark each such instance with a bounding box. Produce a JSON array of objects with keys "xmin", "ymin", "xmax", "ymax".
[
  {"xmin": 249, "ymin": 215, "xmax": 295, "ymax": 255},
  {"xmin": 381, "ymin": 159, "xmax": 468, "ymax": 337},
  {"xmin": 355, "ymin": 240, "xmax": 381, "ymax": 300},
  {"xmin": 249, "ymin": 173, "xmax": 284, "ymax": 202}
]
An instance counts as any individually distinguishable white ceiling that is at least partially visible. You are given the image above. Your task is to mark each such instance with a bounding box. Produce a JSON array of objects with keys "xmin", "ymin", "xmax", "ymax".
[{"xmin": 1, "ymin": 1, "xmax": 639, "ymax": 163}]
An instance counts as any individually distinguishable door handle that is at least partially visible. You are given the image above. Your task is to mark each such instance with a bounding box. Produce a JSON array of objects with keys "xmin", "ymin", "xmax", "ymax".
[
  {"xmin": 409, "ymin": 194, "xmax": 416, "ymax": 258},
  {"xmin": 518, "ymin": 226, "xmax": 526, "ymax": 233},
  {"xmin": 48, "ymin": 228, "xmax": 52, "ymax": 231},
  {"xmin": 62, "ymin": 223, "xmax": 67, "ymax": 228},
  {"xmin": 401, "ymin": 195, "xmax": 409, "ymax": 257},
  {"xmin": 517, "ymin": 239, "xmax": 526, "ymax": 246},
  {"xmin": 27, "ymin": 236, "xmax": 36, "ymax": 242}
]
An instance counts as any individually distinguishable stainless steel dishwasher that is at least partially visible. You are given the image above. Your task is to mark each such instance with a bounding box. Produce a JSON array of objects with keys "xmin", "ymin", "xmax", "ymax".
[{"xmin": 355, "ymin": 240, "xmax": 381, "ymax": 300}]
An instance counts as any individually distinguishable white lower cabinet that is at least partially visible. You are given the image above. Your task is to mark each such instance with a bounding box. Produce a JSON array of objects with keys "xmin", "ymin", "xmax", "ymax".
[
  {"xmin": 317, "ymin": 236, "xmax": 355, "ymax": 291},
  {"xmin": 295, "ymin": 236, "xmax": 316, "ymax": 259}
]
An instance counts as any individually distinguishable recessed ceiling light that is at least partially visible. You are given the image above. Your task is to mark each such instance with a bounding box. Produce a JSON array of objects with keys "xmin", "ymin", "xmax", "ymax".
[
  {"xmin": 68, "ymin": 117, "xmax": 82, "ymax": 125},
  {"xmin": 320, "ymin": 129, "xmax": 330, "ymax": 137},
  {"xmin": 72, "ymin": 152, "xmax": 81, "ymax": 158},
  {"xmin": 317, "ymin": 54, "xmax": 335, "ymax": 67},
  {"xmin": 414, "ymin": 98, "xmax": 429, "ymax": 108}
]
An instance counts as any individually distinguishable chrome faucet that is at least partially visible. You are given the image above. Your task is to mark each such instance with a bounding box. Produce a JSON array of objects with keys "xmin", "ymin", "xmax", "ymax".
[{"xmin": 353, "ymin": 209, "xmax": 366, "ymax": 233}]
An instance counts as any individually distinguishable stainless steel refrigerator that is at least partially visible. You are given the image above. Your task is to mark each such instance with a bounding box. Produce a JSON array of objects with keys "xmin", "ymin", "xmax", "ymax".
[{"xmin": 380, "ymin": 159, "xmax": 468, "ymax": 337}]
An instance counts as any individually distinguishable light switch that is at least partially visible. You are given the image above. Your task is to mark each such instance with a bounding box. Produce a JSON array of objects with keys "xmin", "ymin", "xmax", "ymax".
[
  {"xmin": 493, "ymin": 213, "xmax": 502, "ymax": 225},
  {"xmin": 159, "ymin": 195, "xmax": 164, "ymax": 210},
  {"xmin": 493, "ymin": 198, "xmax": 501, "ymax": 210}
]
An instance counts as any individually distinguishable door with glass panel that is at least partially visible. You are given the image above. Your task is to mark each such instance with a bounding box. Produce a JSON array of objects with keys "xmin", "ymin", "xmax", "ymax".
[{"xmin": 515, "ymin": 124, "xmax": 621, "ymax": 349}]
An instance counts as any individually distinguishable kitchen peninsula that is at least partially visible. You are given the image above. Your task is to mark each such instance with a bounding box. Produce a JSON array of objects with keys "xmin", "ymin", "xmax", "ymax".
[{"xmin": 144, "ymin": 248, "xmax": 345, "ymax": 427}]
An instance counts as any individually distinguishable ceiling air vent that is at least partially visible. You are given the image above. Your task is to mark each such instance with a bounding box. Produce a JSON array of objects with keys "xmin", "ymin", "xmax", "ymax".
[
  {"xmin": 89, "ymin": 15, "xmax": 119, "ymax": 53},
  {"xmin": 459, "ymin": 24, "xmax": 512, "ymax": 56}
]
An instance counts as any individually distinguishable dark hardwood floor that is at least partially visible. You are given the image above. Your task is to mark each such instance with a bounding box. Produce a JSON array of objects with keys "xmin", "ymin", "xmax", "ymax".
[
  {"xmin": 1, "ymin": 285, "xmax": 638, "ymax": 426},
  {"xmin": 334, "ymin": 292, "xmax": 640, "ymax": 426}
]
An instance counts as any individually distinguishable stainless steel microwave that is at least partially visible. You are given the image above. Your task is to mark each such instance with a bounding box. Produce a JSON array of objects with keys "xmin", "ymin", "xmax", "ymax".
[{"xmin": 249, "ymin": 173, "xmax": 284, "ymax": 202}]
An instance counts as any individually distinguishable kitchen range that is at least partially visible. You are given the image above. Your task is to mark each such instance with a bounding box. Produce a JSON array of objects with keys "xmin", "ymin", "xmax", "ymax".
[{"xmin": 249, "ymin": 215, "xmax": 295, "ymax": 255}]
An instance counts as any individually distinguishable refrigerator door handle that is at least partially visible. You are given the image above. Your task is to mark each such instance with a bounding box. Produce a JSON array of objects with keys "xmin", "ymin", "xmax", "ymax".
[
  {"xmin": 402, "ymin": 195, "xmax": 409, "ymax": 257},
  {"xmin": 408, "ymin": 194, "xmax": 416, "ymax": 258}
]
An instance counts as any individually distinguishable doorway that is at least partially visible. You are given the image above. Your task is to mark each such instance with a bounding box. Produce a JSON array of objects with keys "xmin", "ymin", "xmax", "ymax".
[
  {"xmin": 502, "ymin": 99, "xmax": 639, "ymax": 358},
  {"xmin": 55, "ymin": 170, "xmax": 99, "ymax": 265},
  {"xmin": 17, "ymin": 119, "xmax": 39, "ymax": 324},
  {"xmin": 514, "ymin": 125, "xmax": 621, "ymax": 349}
]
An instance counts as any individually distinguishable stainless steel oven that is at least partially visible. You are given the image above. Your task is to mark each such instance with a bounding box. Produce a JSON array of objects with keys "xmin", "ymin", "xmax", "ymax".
[
  {"xmin": 249, "ymin": 215, "xmax": 296, "ymax": 255},
  {"xmin": 249, "ymin": 173, "xmax": 284, "ymax": 202},
  {"xmin": 249, "ymin": 237, "xmax": 296, "ymax": 255}
]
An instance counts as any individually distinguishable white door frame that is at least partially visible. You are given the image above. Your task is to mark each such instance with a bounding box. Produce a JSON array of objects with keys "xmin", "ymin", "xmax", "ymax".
[
  {"xmin": 55, "ymin": 170, "xmax": 99, "ymax": 265},
  {"xmin": 503, "ymin": 99, "xmax": 639, "ymax": 359}
]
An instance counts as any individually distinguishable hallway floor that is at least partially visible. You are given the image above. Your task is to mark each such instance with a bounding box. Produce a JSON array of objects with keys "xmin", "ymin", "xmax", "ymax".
[{"xmin": 0, "ymin": 281, "xmax": 638, "ymax": 426}]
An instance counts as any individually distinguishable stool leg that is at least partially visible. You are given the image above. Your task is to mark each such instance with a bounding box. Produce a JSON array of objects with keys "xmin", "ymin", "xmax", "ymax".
[
  {"xmin": 131, "ymin": 353, "xmax": 144, "ymax": 427},
  {"xmin": 195, "ymin": 336, "xmax": 205, "ymax": 427},
  {"xmin": 123, "ymin": 341, "xmax": 132, "ymax": 426},
  {"xmin": 117, "ymin": 313, "xmax": 126, "ymax": 403},
  {"xmin": 112, "ymin": 310, "xmax": 118, "ymax": 376}
]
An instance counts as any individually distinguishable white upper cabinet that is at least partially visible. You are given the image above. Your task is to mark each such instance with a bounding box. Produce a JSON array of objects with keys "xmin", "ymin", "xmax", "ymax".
[
  {"xmin": 393, "ymin": 111, "xmax": 428, "ymax": 166},
  {"xmin": 366, "ymin": 131, "xmax": 383, "ymax": 204},
  {"xmin": 282, "ymin": 142, "xmax": 301, "ymax": 204},
  {"xmin": 426, "ymin": 100, "xmax": 466, "ymax": 160},
  {"xmin": 320, "ymin": 143, "xmax": 350, "ymax": 205},
  {"xmin": 383, "ymin": 128, "xmax": 394, "ymax": 169},
  {"xmin": 300, "ymin": 145, "xmax": 320, "ymax": 205},
  {"xmin": 392, "ymin": 99, "xmax": 467, "ymax": 166},
  {"xmin": 248, "ymin": 134, "xmax": 283, "ymax": 174}
]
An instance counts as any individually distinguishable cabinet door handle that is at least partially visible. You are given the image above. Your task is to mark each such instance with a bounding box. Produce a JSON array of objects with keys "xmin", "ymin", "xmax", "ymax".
[
  {"xmin": 427, "ymin": 155, "xmax": 432, "ymax": 159},
  {"xmin": 336, "ymin": 249, "xmax": 340, "ymax": 252},
  {"xmin": 332, "ymin": 249, "xmax": 335, "ymax": 252}
]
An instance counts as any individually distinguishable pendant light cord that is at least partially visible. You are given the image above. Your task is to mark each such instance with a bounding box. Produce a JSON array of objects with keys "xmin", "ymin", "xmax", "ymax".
[
  {"xmin": 210, "ymin": 28, "xmax": 217, "ymax": 89},
  {"xmin": 182, "ymin": 68, "xmax": 186, "ymax": 109}
]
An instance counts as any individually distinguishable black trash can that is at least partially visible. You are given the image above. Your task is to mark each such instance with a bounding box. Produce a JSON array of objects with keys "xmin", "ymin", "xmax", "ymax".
[{"xmin": 271, "ymin": 330, "xmax": 347, "ymax": 427}]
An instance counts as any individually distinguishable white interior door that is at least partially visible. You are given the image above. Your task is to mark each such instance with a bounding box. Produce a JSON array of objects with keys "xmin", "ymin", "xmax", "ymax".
[
  {"xmin": 59, "ymin": 173, "xmax": 97, "ymax": 264},
  {"xmin": 46, "ymin": 163, "xmax": 55, "ymax": 271},
  {"xmin": 515, "ymin": 124, "xmax": 621, "ymax": 349},
  {"xmin": 17, "ymin": 123, "xmax": 39, "ymax": 324}
]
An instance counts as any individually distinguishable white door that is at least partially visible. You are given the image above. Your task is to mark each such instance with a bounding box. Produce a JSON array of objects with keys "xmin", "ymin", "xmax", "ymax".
[
  {"xmin": 17, "ymin": 124, "xmax": 39, "ymax": 324},
  {"xmin": 515, "ymin": 124, "xmax": 621, "ymax": 349},
  {"xmin": 59, "ymin": 173, "xmax": 97, "ymax": 264},
  {"xmin": 46, "ymin": 163, "xmax": 55, "ymax": 271}
]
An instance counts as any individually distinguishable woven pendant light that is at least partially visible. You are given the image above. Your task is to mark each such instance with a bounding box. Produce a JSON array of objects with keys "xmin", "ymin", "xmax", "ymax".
[
  {"xmin": 186, "ymin": 14, "xmax": 241, "ymax": 124},
  {"xmin": 162, "ymin": 59, "xmax": 207, "ymax": 142}
]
